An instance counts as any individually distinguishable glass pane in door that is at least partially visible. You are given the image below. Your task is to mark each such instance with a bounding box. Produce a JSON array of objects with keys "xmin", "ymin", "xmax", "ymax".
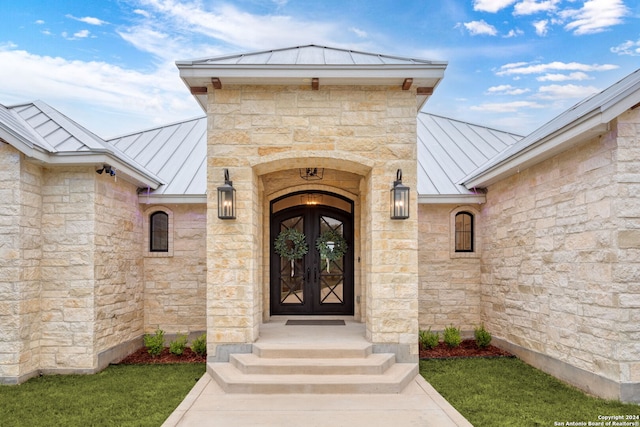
[
  {"xmin": 278, "ymin": 216, "xmax": 304, "ymax": 304},
  {"xmin": 318, "ymin": 215, "xmax": 344, "ymax": 305}
]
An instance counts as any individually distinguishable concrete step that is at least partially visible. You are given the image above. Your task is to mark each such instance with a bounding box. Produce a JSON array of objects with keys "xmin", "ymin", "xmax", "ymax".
[
  {"xmin": 251, "ymin": 342, "xmax": 372, "ymax": 359},
  {"xmin": 208, "ymin": 361, "xmax": 418, "ymax": 394},
  {"xmin": 230, "ymin": 352, "xmax": 396, "ymax": 375}
]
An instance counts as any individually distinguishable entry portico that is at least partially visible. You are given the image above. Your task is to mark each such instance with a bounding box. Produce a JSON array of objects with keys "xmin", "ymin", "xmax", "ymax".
[{"xmin": 177, "ymin": 45, "xmax": 447, "ymax": 362}]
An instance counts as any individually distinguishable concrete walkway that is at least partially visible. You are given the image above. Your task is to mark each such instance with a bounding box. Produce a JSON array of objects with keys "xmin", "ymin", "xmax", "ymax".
[
  {"xmin": 162, "ymin": 371, "xmax": 472, "ymax": 426},
  {"xmin": 162, "ymin": 318, "xmax": 473, "ymax": 427}
]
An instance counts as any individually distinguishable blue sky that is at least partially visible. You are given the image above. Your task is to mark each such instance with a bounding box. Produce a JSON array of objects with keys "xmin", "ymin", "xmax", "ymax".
[{"xmin": 1, "ymin": 0, "xmax": 639, "ymax": 137}]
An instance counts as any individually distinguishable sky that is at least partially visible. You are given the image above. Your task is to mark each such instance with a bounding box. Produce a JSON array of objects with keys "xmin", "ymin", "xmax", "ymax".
[{"xmin": 0, "ymin": 0, "xmax": 639, "ymax": 138}]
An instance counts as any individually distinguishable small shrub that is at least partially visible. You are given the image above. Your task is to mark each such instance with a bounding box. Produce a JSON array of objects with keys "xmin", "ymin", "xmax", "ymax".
[
  {"xmin": 474, "ymin": 324, "xmax": 492, "ymax": 348},
  {"xmin": 419, "ymin": 328, "xmax": 440, "ymax": 350},
  {"xmin": 169, "ymin": 333, "xmax": 188, "ymax": 356},
  {"xmin": 191, "ymin": 333, "xmax": 207, "ymax": 357},
  {"xmin": 144, "ymin": 329, "xmax": 165, "ymax": 357},
  {"xmin": 443, "ymin": 325, "xmax": 462, "ymax": 348}
]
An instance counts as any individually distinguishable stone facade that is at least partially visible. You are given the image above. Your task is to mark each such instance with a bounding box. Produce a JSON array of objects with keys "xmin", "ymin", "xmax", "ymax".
[
  {"xmin": 206, "ymin": 84, "xmax": 419, "ymax": 360},
  {"xmin": 0, "ymin": 148, "xmax": 207, "ymax": 382},
  {"xmin": 0, "ymin": 144, "xmax": 42, "ymax": 382},
  {"xmin": 143, "ymin": 204, "xmax": 207, "ymax": 334},
  {"xmin": 480, "ymin": 110, "xmax": 640, "ymax": 400},
  {"xmin": 418, "ymin": 204, "xmax": 482, "ymax": 332}
]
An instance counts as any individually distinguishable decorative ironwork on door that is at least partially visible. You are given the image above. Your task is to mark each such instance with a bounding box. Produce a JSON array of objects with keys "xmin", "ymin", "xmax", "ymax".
[{"xmin": 270, "ymin": 204, "xmax": 353, "ymax": 315}]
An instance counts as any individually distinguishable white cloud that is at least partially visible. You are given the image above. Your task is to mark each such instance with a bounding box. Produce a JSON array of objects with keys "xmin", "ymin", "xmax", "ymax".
[
  {"xmin": 504, "ymin": 28, "xmax": 524, "ymax": 38},
  {"xmin": 470, "ymin": 100, "xmax": 544, "ymax": 112},
  {"xmin": 62, "ymin": 30, "xmax": 92, "ymax": 40},
  {"xmin": 66, "ymin": 15, "xmax": 108, "ymax": 26},
  {"xmin": 486, "ymin": 84, "xmax": 530, "ymax": 95},
  {"xmin": 133, "ymin": 9, "xmax": 151, "ymax": 18},
  {"xmin": 533, "ymin": 19, "xmax": 548, "ymax": 36},
  {"xmin": 35, "ymin": 20, "xmax": 45, "ymax": 25},
  {"xmin": 496, "ymin": 61, "xmax": 617, "ymax": 76},
  {"xmin": 536, "ymin": 72, "xmax": 591, "ymax": 81},
  {"xmin": 473, "ymin": 0, "xmax": 517, "ymax": 13},
  {"xmin": 350, "ymin": 27, "xmax": 368, "ymax": 38},
  {"xmin": 513, "ymin": 0, "xmax": 559, "ymax": 16},
  {"xmin": 0, "ymin": 47, "xmax": 201, "ymax": 137},
  {"xmin": 129, "ymin": 0, "xmax": 339, "ymax": 52},
  {"xmin": 611, "ymin": 39, "xmax": 640, "ymax": 56},
  {"xmin": 560, "ymin": 0, "xmax": 628, "ymax": 35},
  {"xmin": 536, "ymin": 84, "xmax": 600, "ymax": 99},
  {"xmin": 461, "ymin": 20, "xmax": 498, "ymax": 36}
]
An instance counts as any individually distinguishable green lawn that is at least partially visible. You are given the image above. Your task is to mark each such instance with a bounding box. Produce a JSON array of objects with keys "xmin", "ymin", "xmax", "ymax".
[
  {"xmin": 420, "ymin": 358, "xmax": 640, "ymax": 427},
  {"xmin": 0, "ymin": 364, "xmax": 205, "ymax": 427}
]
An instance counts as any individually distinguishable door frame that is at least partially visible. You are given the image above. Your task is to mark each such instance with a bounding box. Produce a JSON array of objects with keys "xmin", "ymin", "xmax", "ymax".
[{"xmin": 269, "ymin": 191, "xmax": 354, "ymax": 316}]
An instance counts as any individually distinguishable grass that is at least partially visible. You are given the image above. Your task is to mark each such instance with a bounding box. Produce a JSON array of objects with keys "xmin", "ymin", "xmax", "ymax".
[
  {"xmin": 420, "ymin": 358, "xmax": 640, "ymax": 427},
  {"xmin": 0, "ymin": 363, "xmax": 205, "ymax": 427}
]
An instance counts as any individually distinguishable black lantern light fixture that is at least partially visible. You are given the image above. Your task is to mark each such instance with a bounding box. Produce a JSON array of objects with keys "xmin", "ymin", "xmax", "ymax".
[
  {"xmin": 217, "ymin": 168, "xmax": 236, "ymax": 220},
  {"xmin": 390, "ymin": 169, "xmax": 410, "ymax": 220}
]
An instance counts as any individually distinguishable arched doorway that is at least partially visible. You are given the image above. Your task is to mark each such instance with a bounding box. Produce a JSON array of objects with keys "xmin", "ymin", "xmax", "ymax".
[{"xmin": 270, "ymin": 191, "xmax": 354, "ymax": 315}]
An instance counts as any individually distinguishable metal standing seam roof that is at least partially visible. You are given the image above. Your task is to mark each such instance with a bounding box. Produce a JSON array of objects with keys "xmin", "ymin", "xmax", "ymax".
[
  {"xmin": 107, "ymin": 117, "xmax": 207, "ymax": 197},
  {"xmin": 1, "ymin": 100, "xmax": 162, "ymax": 188},
  {"xmin": 417, "ymin": 112, "xmax": 522, "ymax": 198},
  {"xmin": 182, "ymin": 44, "xmax": 445, "ymax": 66},
  {"xmin": 0, "ymin": 103, "xmax": 55, "ymax": 151}
]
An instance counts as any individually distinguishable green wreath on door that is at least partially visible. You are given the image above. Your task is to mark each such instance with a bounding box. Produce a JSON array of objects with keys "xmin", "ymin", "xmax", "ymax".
[
  {"xmin": 315, "ymin": 229, "xmax": 348, "ymax": 273},
  {"xmin": 274, "ymin": 228, "xmax": 308, "ymax": 277}
]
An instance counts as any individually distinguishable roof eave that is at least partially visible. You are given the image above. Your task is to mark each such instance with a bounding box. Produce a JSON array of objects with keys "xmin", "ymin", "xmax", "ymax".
[
  {"xmin": 138, "ymin": 194, "xmax": 207, "ymax": 204},
  {"xmin": 461, "ymin": 112, "xmax": 609, "ymax": 189},
  {"xmin": 418, "ymin": 194, "xmax": 486, "ymax": 204}
]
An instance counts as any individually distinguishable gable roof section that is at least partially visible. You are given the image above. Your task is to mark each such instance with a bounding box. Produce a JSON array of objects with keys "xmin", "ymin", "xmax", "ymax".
[
  {"xmin": 462, "ymin": 68, "xmax": 640, "ymax": 189},
  {"xmin": 108, "ymin": 117, "xmax": 207, "ymax": 202},
  {"xmin": 0, "ymin": 100, "xmax": 162, "ymax": 189},
  {"xmin": 177, "ymin": 44, "xmax": 447, "ymax": 111},
  {"xmin": 417, "ymin": 113, "xmax": 522, "ymax": 203}
]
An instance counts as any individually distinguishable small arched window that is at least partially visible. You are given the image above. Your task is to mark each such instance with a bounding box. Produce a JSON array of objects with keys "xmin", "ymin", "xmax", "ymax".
[
  {"xmin": 150, "ymin": 211, "xmax": 169, "ymax": 252},
  {"xmin": 455, "ymin": 212, "xmax": 474, "ymax": 252}
]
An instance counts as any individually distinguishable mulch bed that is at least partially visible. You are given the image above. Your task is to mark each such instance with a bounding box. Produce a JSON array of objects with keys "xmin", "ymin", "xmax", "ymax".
[
  {"xmin": 116, "ymin": 339, "xmax": 512, "ymax": 364},
  {"xmin": 420, "ymin": 339, "xmax": 513, "ymax": 359},
  {"xmin": 117, "ymin": 347, "xmax": 206, "ymax": 365}
]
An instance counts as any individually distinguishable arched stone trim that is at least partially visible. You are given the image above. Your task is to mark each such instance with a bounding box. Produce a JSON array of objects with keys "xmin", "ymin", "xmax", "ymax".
[
  {"xmin": 449, "ymin": 205, "xmax": 480, "ymax": 259},
  {"xmin": 252, "ymin": 152, "xmax": 374, "ymax": 177},
  {"xmin": 143, "ymin": 205, "xmax": 174, "ymax": 257}
]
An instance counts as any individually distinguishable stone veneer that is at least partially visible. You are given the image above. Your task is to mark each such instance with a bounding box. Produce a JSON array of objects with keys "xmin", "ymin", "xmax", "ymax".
[
  {"xmin": 0, "ymin": 147, "xmax": 207, "ymax": 383},
  {"xmin": 0, "ymin": 144, "xmax": 42, "ymax": 382},
  {"xmin": 418, "ymin": 204, "xmax": 482, "ymax": 332},
  {"xmin": 480, "ymin": 110, "xmax": 640, "ymax": 401},
  {"xmin": 143, "ymin": 204, "xmax": 206, "ymax": 334},
  {"xmin": 206, "ymin": 84, "xmax": 419, "ymax": 361}
]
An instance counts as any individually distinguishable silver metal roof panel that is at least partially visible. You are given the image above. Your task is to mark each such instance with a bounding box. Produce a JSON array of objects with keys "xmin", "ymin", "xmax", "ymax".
[
  {"xmin": 417, "ymin": 113, "xmax": 522, "ymax": 197},
  {"xmin": 108, "ymin": 117, "xmax": 207, "ymax": 196}
]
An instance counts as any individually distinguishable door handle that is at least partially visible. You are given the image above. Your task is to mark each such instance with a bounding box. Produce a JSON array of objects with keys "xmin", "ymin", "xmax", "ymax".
[
  {"xmin": 306, "ymin": 268, "xmax": 310, "ymax": 282},
  {"xmin": 314, "ymin": 267, "xmax": 318, "ymax": 282}
]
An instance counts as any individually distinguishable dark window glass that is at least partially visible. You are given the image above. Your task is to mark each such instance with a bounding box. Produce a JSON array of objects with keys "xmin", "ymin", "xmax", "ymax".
[
  {"xmin": 150, "ymin": 211, "xmax": 168, "ymax": 252},
  {"xmin": 455, "ymin": 212, "xmax": 474, "ymax": 252}
]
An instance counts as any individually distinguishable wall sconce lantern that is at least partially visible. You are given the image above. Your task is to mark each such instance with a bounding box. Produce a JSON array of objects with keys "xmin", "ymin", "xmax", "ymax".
[
  {"xmin": 217, "ymin": 168, "xmax": 236, "ymax": 220},
  {"xmin": 390, "ymin": 169, "xmax": 410, "ymax": 220}
]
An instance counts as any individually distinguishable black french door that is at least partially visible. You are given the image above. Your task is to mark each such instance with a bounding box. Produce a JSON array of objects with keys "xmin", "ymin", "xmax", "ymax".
[{"xmin": 270, "ymin": 205, "xmax": 354, "ymax": 315}]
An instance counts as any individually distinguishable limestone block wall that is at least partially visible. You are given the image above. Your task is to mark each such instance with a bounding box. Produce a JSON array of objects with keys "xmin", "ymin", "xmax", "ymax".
[
  {"xmin": 144, "ymin": 204, "xmax": 206, "ymax": 334},
  {"xmin": 613, "ymin": 109, "xmax": 640, "ymax": 391},
  {"xmin": 207, "ymin": 84, "xmax": 419, "ymax": 358},
  {"xmin": 94, "ymin": 177, "xmax": 144, "ymax": 355},
  {"xmin": 480, "ymin": 125, "xmax": 627, "ymax": 390},
  {"xmin": 40, "ymin": 167, "xmax": 96, "ymax": 370},
  {"xmin": 418, "ymin": 204, "xmax": 481, "ymax": 331},
  {"xmin": 0, "ymin": 145, "xmax": 42, "ymax": 382}
]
